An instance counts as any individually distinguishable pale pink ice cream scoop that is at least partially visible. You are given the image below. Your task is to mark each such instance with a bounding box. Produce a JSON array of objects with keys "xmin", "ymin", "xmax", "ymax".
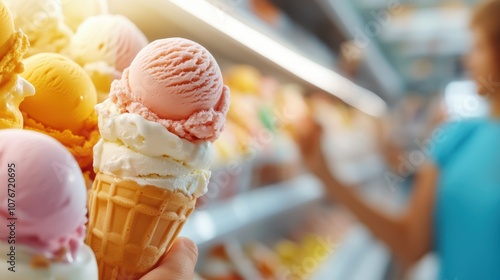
[
  {"xmin": 0, "ymin": 129, "xmax": 87, "ymax": 260},
  {"xmin": 110, "ymin": 38, "xmax": 230, "ymax": 142},
  {"xmin": 70, "ymin": 14, "xmax": 148, "ymax": 73}
]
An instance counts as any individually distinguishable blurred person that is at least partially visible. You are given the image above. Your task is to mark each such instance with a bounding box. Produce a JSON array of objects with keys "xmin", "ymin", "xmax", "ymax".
[
  {"xmin": 141, "ymin": 238, "xmax": 198, "ymax": 280},
  {"xmin": 381, "ymin": 94, "xmax": 446, "ymax": 181},
  {"xmin": 298, "ymin": 1, "xmax": 500, "ymax": 279}
]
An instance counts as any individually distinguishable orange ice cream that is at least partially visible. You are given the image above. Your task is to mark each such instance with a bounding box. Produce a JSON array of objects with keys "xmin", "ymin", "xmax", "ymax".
[
  {"xmin": 20, "ymin": 53, "xmax": 99, "ymax": 172},
  {"xmin": 0, "ymin": 0, "xmax": 33, "ymax": 129}
]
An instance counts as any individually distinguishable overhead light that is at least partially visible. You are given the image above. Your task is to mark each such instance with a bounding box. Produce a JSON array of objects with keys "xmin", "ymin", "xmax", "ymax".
[{"xmin": 169, "ymin": 0, "xmax": 387, "ymax": 116}]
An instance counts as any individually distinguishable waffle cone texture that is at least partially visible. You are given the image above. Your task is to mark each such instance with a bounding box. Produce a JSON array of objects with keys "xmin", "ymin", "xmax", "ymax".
[{"xmin": 86, "ymin": 172, "xmax": 196, "ymax": 280}]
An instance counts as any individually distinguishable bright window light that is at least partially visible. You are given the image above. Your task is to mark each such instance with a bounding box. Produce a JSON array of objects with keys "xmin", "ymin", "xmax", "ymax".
[{"xmin": 445, "ymin": 80, "xmax": 489, "ymax": 120}]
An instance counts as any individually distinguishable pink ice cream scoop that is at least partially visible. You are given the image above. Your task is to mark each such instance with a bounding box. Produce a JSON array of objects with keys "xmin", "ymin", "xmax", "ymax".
[
  {"xmin": 0, "ymin": 129, "xmax": 87, "ymax": 260},
  {"xmin": 110, "ymin": 38, "xmax": 230, "ymax": 142}
]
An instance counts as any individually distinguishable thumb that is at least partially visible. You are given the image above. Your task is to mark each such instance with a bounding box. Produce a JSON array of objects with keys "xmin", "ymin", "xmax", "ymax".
[{"xmin": 141, "ymin": 237, "xmax": 198, "ymax": 280}]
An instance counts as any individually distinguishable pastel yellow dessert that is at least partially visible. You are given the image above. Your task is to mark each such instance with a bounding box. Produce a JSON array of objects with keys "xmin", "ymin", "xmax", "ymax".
[
  {"xmin": 225, "ymin": 64, "xmax": 262, "ymax": 95},
  {"xmin": 0, "ymin": 0, "xmax": 34, "ymax": 129},
  {"xmin": 213, "ymin": 122, "xmax": 247, "ymax": 166},
  {"xmin": 224, "ymin": 65, "xmax": 265, "ymax": 138},
  {"xmin": 61, "ymin": 0, "xmax": 107, "ymax": 31},
  {"xmin": 274, "ymin": 84, "xmax": 310, "ymax": 137},
  {"xmin": 5, "ymin": 0, "xmax": 72, "ymax": 57},
  {"xmin": 20, "ymin": 53, "xmax": 99, "ymax": 173}
]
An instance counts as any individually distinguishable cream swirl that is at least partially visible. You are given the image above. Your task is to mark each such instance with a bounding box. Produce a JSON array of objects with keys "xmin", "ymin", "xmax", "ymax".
[
  {"xmin": 96, "ymin": 99, "xmax": 214, "ymax": 169},
  {"xmin": 94, "ymin": 100, "xmax": 214, "ymax": 197}
]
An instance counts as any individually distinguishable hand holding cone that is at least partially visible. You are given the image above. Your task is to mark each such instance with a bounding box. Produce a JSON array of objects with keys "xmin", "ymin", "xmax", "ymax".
[{"xmin": 86, "ymin": 37, "xmax": 230, "ymax": 279}]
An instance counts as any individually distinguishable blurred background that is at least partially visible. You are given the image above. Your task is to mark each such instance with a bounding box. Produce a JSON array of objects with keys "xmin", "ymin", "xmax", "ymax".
[{"xmin": 108, "ymin": 0, "xmax": 488, "ymax": 279}]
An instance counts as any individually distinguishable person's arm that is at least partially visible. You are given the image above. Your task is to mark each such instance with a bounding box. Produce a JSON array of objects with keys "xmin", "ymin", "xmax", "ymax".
[
  {"xmin": 317, "ymin": 163, "xmax": 437, "ymax": 268},
  {"xmin": 299, "ymin": 120, "xmax": 437, "ymax": 268},
  {"xmin": 141, "ymin": 238, "xmax": 198, "ymax": 280}
]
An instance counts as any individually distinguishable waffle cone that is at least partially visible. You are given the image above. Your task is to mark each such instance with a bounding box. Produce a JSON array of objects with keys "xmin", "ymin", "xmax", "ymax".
[{"xmin": 86, "ymin": 172, "xmax": 196, "ymax": 280}]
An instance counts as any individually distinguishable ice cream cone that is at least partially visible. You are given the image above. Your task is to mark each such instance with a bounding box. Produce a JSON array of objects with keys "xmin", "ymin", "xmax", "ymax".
[
  {"xmin": 87, "ymin": 38, "xmax": 230, "ymax": 279},
  {"xmin": 86, "ymin": 172, "xmax": 196, "ymax": 280}
]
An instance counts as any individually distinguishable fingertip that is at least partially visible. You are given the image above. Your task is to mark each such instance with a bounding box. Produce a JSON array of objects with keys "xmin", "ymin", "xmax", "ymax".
[
  {"xmin": 141, "ymin": 238, "xmax": 198, "ymax": 280},
  {"xmin": 176, "ymin": 236, "xmax": 194, "ymax": 245},
  {"xmin": 159, "ymin": 237, "xmax": 198, "ymax": 269},
  {"xmin": 175, "ymin": 237, "xmax": 198, "ymax": 261}
]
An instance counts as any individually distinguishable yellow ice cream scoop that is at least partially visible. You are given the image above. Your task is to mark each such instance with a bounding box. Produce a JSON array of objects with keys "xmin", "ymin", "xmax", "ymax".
[
  {"xmin": 20, "ymin": 53, "xmax": 99, "ymax": 171},
  {"xmin": 0, "ymin": 0, "xmax": 25, "ymax": 86},
  {"xmin": 0, "ymin": 0, "xmax": 33, "ymax": 129},
  {"xmin": 225, "ymin": 65, "xmax": 262, "ymax": 95},
  {"xmin": 21, "ymin": 53, "xmax": 97, "ymax": 133},
  {"xmin": 0, "ymin": 1, "xmax": 15, "ymax": 58}
]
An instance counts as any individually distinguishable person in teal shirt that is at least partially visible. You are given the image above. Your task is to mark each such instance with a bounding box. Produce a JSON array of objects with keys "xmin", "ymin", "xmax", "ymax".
[
  {"xmin": 433, "ymin": 119, "xmax": 500, "ymax": 279},
  {"xmin": 298, "ymin": 1, "xmax": 500, "ymax": 279}
]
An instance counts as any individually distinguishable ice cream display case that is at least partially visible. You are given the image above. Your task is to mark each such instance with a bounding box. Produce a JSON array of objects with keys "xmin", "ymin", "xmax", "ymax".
[
  {"xmin": 0, "ymin": 0, "xmax": 394, "ymax": 279},
  {"xmin": 107, "ymin": 0, "xmax": 388, "ymax": 278}
]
